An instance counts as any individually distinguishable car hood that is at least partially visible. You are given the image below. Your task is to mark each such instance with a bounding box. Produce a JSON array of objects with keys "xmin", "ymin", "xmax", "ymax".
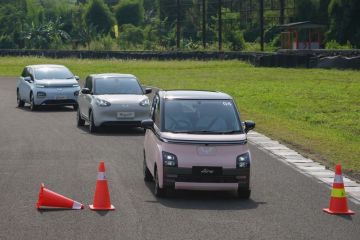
[
  {"xmin": 94, "ymin": 94, "xmax": 148, "ymax": 104},
  {"xmin": 159, "ymin": 131, "xmax": 247, "ymax": 144},
  {"xmin": 36, "ymin": 79, "xmax": 78, "ymax": 87}
]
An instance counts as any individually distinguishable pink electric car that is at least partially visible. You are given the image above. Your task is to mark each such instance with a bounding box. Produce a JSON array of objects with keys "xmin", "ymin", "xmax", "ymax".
[{"xmin": 141, "ymin": 90, "xmax": 255, "ymax": 198}]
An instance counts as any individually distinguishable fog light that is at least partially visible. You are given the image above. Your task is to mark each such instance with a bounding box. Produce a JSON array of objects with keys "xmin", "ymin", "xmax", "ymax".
[
  {"xmin": 74, "ymin": 90, "xmax": 79, "ymax": 96},
  {"xmin": 37, "ymin": 92, "xmax": 46, "ymax": 98}
]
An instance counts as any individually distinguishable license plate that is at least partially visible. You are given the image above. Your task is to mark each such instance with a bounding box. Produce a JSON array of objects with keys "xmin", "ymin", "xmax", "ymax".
[
  {"xmin": 192, "ymin": 166, "xmax": 222, "ymax": 176},
  {"xmin": 55, "ymin": 95, "xmax": 66, "ymax": 100},
  {"xmin": 117, "ymin": 112, "xmax": 135, "ymax": 119}
]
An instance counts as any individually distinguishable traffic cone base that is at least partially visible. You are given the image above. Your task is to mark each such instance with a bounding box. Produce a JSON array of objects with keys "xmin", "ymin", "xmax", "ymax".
[
  {"xmin": 89, "ymin": 204, "xmax": 115, "ymax": 210},
  {"xmin": 323, "ymin": 208, "xmax": 354, "ymax": 215},
  {"xmin": 36, "ymin": 183, "xmax": 84, "ymax": 210}
]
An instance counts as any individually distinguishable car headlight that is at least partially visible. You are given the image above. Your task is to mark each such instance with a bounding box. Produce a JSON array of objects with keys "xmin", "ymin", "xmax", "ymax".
[
  {"xmin": 72, "ymin": 84, "xmax": 80, "ymax": 87},
  {"xmin": 162, "ymin": 151, "xmax": 178, "ymax": 167},
  {"xmin": 36, "ymin": 84, "xmax": 45, "ymax": 88},
  {"xmin": 139, "ymin": 98, "xmax": 150, "ymax": 107},
  {"xmin": 236, "ymin": 152, "xmax": 250, "ymax": 168},
  {"xmin": 95, "ymin": 98, "xmax": 111, "ymax": 107}
]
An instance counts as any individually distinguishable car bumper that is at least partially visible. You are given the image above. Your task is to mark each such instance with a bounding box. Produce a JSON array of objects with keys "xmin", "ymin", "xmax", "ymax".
[
  {"xmin": 34, "ymin": 87, "xmax": 79, "ymax": 106},
  {"xmin": 92, "ymin": 105, "xmax": 150, "ymax": 127},
  {"xmin": 163, "ymin": 167, "xmax": 250, "ymax": 191}
]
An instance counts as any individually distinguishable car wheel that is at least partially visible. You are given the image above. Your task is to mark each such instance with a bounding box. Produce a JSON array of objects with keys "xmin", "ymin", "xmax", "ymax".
[
  {"xmin": 73, "ymin": 104, "xmax": 79, "ymax": 111},
  {"xmin": 89, "ymin": 111, "xmax": 98, "ymax": 133},
  {"xmin": 143, "ymin": 151, "xmax": 153, "ymax": 182},
  {"xmin": 154, "ymin": 167, "xmax": 166, "ymax": 198},
  {"xmin": 77, "ymin": 108, "xmax": 85, "ymax": 126},
  {"xmin": 17, "ymin": 90, "xmax": 25, "ymax": 108},
  {"xmin": 30, "ymin": 93, "xmax": 37, "ymax": 111},
  {"xmin": 237, "ymin": 187, "xmax": 251, "ymax": 199}
]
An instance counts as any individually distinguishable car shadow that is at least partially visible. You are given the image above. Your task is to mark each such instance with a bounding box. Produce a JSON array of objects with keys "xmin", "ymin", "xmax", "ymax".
[
  {"xmin": 77, "ymin": 124, "xmax": 146, "ymax": 136},
  {"xmin": 17, "ymin": 105, "xmax": 75, "ymax": 112},
  {"xmin": 144, "ymin": 182, "xmax": 266, "ymax": 210}
]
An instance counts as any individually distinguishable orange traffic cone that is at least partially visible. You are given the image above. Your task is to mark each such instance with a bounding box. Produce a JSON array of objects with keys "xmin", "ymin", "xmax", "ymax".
[
  {"xmin": 89, "ymin": 161, "xmax": 115, "ymax": 210},
  {"xmin": 323, "ymin": 164, "xmax": 354, "ymax": 215},
  {"xmin": 36, "ymin": 183, "xmax": 84, "ymax": 210}
]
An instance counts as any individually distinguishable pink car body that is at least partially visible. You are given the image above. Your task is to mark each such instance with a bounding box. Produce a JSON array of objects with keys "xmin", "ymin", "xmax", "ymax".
[{"xmin": 142, "ymin": 90, "xmax": 255, "ymax": 198}]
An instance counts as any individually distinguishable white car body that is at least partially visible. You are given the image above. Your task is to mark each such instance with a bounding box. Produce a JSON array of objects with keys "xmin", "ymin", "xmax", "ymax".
[{"xmin": 77, "ymin": 73, "xmax": 151, "ymax": 132}]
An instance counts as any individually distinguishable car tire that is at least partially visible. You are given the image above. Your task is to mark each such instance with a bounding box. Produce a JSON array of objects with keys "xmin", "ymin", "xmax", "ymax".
[
  {"xmin": 143, "ymin": 151, "xmax": 153, "ymax": 182},
  {"xmin": 77, "ymin": 108, "xmax": 85, "ymax": 126},
  {"xmin": 73, "ymin": 104, "xmax": 79, "ymax": 111},
  {"xmin": 30, "ymin": 93, "xmax": 37, "ymax": 111},
  {"xmin": 17, "ymin": 90, "xmax": 25, "ymax": 108},
  {"xmin": 237, "ymin": 187, "xmax": 251, "ymax": 199},
  {"xmin": 154, "ymin": 167, "xmax": 166, "ymax": 198},
  {"xmin": 89, "ymin": 111, "xmax": 98, "ymax": 133}
]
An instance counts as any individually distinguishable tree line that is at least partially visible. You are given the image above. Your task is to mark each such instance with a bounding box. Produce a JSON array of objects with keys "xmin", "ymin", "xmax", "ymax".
[{"xmin": 0, "ymin": 0, "xmax": 359, "ymax": 51}]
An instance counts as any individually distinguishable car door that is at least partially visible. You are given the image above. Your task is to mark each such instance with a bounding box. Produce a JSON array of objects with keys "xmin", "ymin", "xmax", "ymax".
[
  {"xmin": 18, "ymin": 68, "xmax": 30, "ymax": 102},
  {"xmin": 145, "ymin": 94, "xmax": 161, "ymax": 175},
  {"xmin": 80, "ymin": 77, "xmax": 93, "ymax": 120},
  {"xmin": 22, "ymin": 67, "xmax": 34, "ymax": 103}
]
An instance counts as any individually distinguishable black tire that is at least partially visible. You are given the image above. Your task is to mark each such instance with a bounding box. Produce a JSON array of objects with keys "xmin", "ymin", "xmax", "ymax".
[
  {"xmin": 89, "ymin": 111, "xmax": 98, "ymax": 133},
  {"xmin": 30, "ymin": 93, "xmax": 37, "ymax": 111},
  {"xmin": 154, "ymin": 167, "xmax": 166, "ymax": 198},
  {"xmin": 73, "ymin": 104, "xmax": 79, "ymax": 111},
  {"xmin": 77, "ymin": 108, "xmax": 85, "ymax": 126},
  {"xmin": 237, "ymin": 187, "xmax": 251, "ymax": 199},
  {"xmin": 143, "ymin": 150, "xmax": 153, "ymax": 182},
  {"xmin": 17, "ymin": 90, "xmax": 25, "ymax": 108}
]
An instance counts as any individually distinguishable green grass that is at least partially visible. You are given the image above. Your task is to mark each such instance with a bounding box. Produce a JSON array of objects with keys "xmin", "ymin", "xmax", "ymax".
[{"xmin": 1, "ymin": 57, "xmax": 360, "ymax": 179}]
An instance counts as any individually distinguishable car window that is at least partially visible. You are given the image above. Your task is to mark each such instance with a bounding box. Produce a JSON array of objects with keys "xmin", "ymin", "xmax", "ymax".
[
  {"xmin": 94, "ymin": 77, "xmax": 143, "ymax": 95},
  {"xmin": 164, "ymin": 99, "xmax": 242, "ymax": 133},
  {"xmin": 85, "ymin": 77, "xmax": 93, "ymax": 91},
  {"xmin": 33, "ymin": 67, "xmax": 73, "ymax": 80},
  {"xmin": 152, "ymin": 95, "xmax": 161, "ymax": 127},
  {"xmin": 21, "ymin": 68, "xmax": 28, "ymax": 77}
]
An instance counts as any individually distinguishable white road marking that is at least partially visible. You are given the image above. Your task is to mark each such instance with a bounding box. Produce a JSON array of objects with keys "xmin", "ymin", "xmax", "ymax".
[{"xmin": 247, "ymin": 131, "xmax": 360, "ymax": 204}]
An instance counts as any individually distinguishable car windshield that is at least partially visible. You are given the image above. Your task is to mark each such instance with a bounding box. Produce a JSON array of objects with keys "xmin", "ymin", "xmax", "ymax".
[
  {"xmin": 94, "ymin": 77, "xmax": 143, "ymax": 95},
  {"xmin": 164, "ymin": 99, "xmax": 242, "ymax": 134},
  {"xmin": 34, "ymin": 67, "xmax": 74, "ymax": 80}
]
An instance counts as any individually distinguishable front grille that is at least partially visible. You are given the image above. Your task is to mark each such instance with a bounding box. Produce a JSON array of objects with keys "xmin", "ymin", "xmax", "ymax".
[
  {"xmin": 176, "ymin": 174, "xmax": 238, "ymax": 183},
  {"xmin": 42, "ymin": 99, "xmax": 77, "ymax": 105},
  {"xmin": 101, "ymin": 121, "xmax": 141, "ymax": 127}
]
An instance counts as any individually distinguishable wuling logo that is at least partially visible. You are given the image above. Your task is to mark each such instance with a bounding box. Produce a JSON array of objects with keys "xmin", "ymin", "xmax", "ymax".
[{"xmin": 201, "ymin": 168, "xmax": 214, "ymax": 174}]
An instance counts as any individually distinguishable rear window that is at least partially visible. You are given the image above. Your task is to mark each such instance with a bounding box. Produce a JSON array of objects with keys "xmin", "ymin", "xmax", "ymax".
[{"xmin": 34, "ymin": 67, "xmax": 73, "ymax": 80}]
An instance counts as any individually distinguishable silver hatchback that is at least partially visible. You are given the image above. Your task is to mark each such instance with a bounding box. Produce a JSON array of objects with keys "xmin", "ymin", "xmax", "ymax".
[{"xmin": 77, "ymin": 73, "xmax": 152, "ymax": 133}]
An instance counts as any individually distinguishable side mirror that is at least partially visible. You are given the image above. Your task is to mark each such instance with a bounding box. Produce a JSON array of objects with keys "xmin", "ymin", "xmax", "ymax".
[
  {"xmin": 23, "ymin": 76, "xmax": 32, "ymax": 82},
  {"xmin": 141, "ymin": 119, "xmax": 154, "ymax": 129},
  {"xmin": 244, "ymin": 121, "xmax": 255, "ymax": 133},
  {"xmin": 81, "ymin": 88, "xmax": 91, "ymax": 94},
  {"xmin": 74, "ymin": 76, "xmax": 80, "ymax": 81},
  {"xmin": 145, "ymin": 88, "xmax": 152, "ymax": 94}
]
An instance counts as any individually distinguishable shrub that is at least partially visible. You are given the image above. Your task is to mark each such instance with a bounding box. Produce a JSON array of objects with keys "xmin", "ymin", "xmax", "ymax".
[
  {"xmin": 226, "ymin": 30, "xmax": 245, "ymax": 51},
  {"xmin": 115, "ymin": 0, "xmax": 144, "ymax": 27}
]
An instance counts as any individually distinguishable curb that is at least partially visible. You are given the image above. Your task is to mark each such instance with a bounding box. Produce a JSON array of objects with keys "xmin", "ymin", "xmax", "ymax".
[{"xmin": 247, "ymin": 131, "xmax": 360, "ymax": 204}]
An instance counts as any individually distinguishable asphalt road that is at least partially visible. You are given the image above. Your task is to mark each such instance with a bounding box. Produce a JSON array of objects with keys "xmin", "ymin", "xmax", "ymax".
[{"xmin": 0, "ymin": 77, "xmax": 359, "ymax": 240}]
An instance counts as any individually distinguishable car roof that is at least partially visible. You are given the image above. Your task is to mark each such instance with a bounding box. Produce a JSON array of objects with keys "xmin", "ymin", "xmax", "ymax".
[
  {"xmin": 89, "ymin": 73, "xmax": 136, "ymax": 79},
  {"xmin": 159, "ymin": 90, "xmax": 233, "ymax": 100},
  {"xmin": 26, "ymin": 64, "xmax": 68, "ymax": 69}
]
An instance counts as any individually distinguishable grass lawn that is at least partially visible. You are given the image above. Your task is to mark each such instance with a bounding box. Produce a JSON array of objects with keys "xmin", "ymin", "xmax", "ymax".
[{"xmin": 1, "ymin": 57, "xmax": 359, "ymax": 179}]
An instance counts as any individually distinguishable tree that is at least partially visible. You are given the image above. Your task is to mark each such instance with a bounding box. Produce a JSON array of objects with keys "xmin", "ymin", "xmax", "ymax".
[
  {"xmin": 327, "ymin": 0, "xmax": 360, "ymax": 48},
  {"xmin": 84, "ymin": 0, "xmax": 115, "ymax": 35},
  {"xmin": 115, "ymin": 0, "xmax": 145, "ymax": 27}
]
